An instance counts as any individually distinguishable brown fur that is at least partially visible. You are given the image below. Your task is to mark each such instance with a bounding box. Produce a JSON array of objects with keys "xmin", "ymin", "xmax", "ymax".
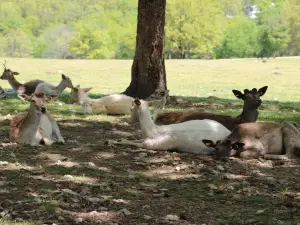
[
  {"xmin": 1, "ymin": 63, "xmax": 44, "ymax": 95},
  {"xmin": 203, "ymin": 122, "xmax": 300, "ymax": 160},
  {"xmin": 155, "ymin": 86, "xmax": 268, "ymax": 131},
  {"xmin": 10, "ymin": 113, "xmax": 28, "ymax": 143}
]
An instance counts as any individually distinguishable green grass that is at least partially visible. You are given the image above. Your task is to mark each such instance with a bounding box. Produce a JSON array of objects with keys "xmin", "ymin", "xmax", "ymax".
[
  {"xmin": 0, "ymin": 58, "xmax": 300, "ymax": 224},
  {"xmin": 1, "ymin": 57, "xmax": 300, "ymax": 101},
  {"xmin": 1, "ymin": 57, "xmax": 300, "ymax": 124}
]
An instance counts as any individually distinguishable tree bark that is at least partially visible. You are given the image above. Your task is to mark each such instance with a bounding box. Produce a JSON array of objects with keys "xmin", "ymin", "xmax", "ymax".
[{"xmin": 123, "ymin": 0, "xmax": 167, "ymax": 99}]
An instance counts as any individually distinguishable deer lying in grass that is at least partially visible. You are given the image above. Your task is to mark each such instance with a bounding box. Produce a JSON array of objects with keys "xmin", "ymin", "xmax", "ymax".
[
  {"xmin": 154, "ymin": 86, "xmax": 268, "ymax": 131},
  {"xmin": 202, "ymin": 122, "xmax": 300, "ymax": 161},
  {"xmin": 109, "ymin": 98, "xmax": 231, "ymax": 154},
  {"xmin": 34, "ymin": 74, "xmax": 73, "ymax": 96},
  {"xmin": 0, "ymin": 61, "xmax": 44, "ymax": 95},
  {"xmin": 10, "ymin": 93, "xmax": 65, "ymax": 146},
  {"xmin": 70, "ymin": 85, "xmax": 134, "ymax": 115}
]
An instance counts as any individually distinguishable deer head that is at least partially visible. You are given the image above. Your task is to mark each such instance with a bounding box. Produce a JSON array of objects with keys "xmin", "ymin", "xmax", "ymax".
[
  {"xmin": 202, "ymin": 139, "xmax": 245, "ymax": 161},
  {"xmin": 70, "ymin": 85, "xmax": 92, "ymax": 104},
  {"xmin": 232, "ymin": 86, "xmax": 268, "ymax": 109},
  {"xmin": 0, "ymin": 60, "xmax": 20, "ymax": 80},
  {"xmin": 61, "ymin": 74, "xmax": 74, "ymax": 88},
  {"xmin": 18, "ymin": 93, "xmax": 49, "ymax": 114}
]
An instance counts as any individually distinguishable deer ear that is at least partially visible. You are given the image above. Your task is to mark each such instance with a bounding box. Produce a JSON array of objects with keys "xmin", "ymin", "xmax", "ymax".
[
  {"xmin": 134, "ymin": 98, "xmax": 141, "ymax": 106},
  {"xmin": 232, "ymin": 90, "xmax": 244, "ymax": 99},
  {"xmin": 258, "ymin": 86, "xmax": 268, "ymax": 96},
  {"xmin": 202, "ymin": 139, "xmax": 216, "ymax": 148},
  {"xmin": 231, "ymin": 142, "xmax": 245, "ymax": 150},
  {"xmin": 18, "ymin": 94, "xmax": 30, "ymax": 101},
  {"xmin": 82, "ymin": 87, "xmax": 92, "ymax": 93},
  {"xmin": 62, "ymin": 74, "xmax": 66, "ymax": 79},
  {"xmin": 13, "ymin": 72, "xmax": 19, "ymax": 75}
]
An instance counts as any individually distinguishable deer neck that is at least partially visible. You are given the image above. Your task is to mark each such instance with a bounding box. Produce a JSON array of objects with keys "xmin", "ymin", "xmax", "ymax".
[
  {"xmin": 238, "ymin": 105, "xmax": 258, "ymax": 123},
  {"xmin": 78, "ymin": 91, "xmax": 92, "ymax": 106},
  {"xmin": 8, "ymin": 76, "xmax": 22, "ymax": 91},
  {"xmin": 54, "ymin": 80, "xmax": 67, "ymax": 93},
  {"xmin": 138, "ymin": 104, "xmax": 157, "ymax": 137}
]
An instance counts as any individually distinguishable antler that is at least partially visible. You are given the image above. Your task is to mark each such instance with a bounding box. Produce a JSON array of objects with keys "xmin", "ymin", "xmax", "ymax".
[{"xmin": 3, "ymin": 60, "xmax": 6, "ymax": 70}]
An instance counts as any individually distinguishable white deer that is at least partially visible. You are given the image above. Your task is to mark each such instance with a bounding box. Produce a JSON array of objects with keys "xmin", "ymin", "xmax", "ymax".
[
  {"xmin": 34, "ymin": 74, "xmax": 73, "ymax": 96},
  {"xmin": 110, "ymin": 98, "xmax": 231, "ymax": 154},
  {"xmin": 70, "ymin": 85, "xmax": 134, "ymax": 115},
  {"xmin": 10, "ymin": 93, "xmax": 65, "ymax": 146}
]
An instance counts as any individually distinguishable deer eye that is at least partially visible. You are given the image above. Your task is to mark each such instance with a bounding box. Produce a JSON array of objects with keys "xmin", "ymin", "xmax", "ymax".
[{"xmin": 31, "ymin": 99, "xmax": 36, "ymax": 103}]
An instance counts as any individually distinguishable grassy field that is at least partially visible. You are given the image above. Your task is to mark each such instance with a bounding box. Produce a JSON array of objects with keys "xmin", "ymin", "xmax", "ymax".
[{"xmin": 0, "ymin": 58, "xmax": 300, "ymax": 225}]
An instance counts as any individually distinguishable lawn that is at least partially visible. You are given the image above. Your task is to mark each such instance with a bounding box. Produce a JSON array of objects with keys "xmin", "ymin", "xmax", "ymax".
[{"xmin": 0, "ymin": 57, "xmax": 300, "ymax": 225}]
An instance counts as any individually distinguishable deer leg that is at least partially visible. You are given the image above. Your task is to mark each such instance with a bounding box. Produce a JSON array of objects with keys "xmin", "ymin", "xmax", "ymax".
[
  {"xmin": 111, "ymin": 136, "xmax": 174, "ymax": 151},
  {"xmin": 47, "ymin": 115, "xmax": 65, "ymax": 144},
  {"xmin": 239, "ymin": 149, "xmax": 261, "ymax": 159},
  {"xmin": 110, "ymin": 139, "xmax": 144, "ymax": 148},
  {"xmin": 263, "ymin": 154, "xmax": 290, "ymax": 160}
]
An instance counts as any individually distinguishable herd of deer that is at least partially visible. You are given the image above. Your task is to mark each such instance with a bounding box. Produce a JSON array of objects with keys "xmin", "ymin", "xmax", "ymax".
[{"xmin": 1, "ymin": 61, "xmax": 300, "ymax": 162}]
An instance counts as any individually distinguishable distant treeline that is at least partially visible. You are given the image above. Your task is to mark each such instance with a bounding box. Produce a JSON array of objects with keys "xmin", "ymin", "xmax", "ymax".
[{"xmin": 0, "ymin": 0, "xmax": 299, "ymax": 59}]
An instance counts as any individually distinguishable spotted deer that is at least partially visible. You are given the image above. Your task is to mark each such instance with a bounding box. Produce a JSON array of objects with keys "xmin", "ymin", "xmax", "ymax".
[
  {"xmin": 10, "ymin": 93, "xmax": 65, "ymax": 146},
  {"xmin": 0, "ymin": 61, "xmax": 44, "ymax": 95},
  {"xmin": 202, "ymin": 122, "xmax": 300, "ymax": 161},
  {"xmin": 154, "ymin": 86, "xmax": 268, "ymax": 131}
]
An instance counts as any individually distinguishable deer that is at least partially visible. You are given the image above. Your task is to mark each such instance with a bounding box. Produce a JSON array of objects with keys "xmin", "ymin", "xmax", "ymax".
[
  {"xmin": 154, "ymin": 86, "xmax": 268, "ymax": 131},
  {"xmin": 0, "ymin": 61, "xmax": 44, "ymax": 95},
  {"xmin": 34, "ymin": 74, "xmax": 74, "ymax": 96},
  {"xmin": 10, "ymin": 93, "xmax": 65, "ymax": 146},
  {"xmin": 109, "ymin": 98, "xmax": 231, "ymax": 154},
  {"xmin": 202, "ymin": 121, "xmax": 300, "ymax": 161},
  {"xmin": 70, "ymin": 85, "xmax": 134, "ymax": 115}
]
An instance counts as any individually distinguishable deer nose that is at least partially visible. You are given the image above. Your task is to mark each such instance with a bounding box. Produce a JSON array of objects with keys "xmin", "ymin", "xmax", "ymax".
[
  {"xmin": 41, "ymin": 106, "xmax": 47, "ymax": 113},
  {"xmin": 256, "ymin": 99, "xmax": 262, "ymax": 104}
]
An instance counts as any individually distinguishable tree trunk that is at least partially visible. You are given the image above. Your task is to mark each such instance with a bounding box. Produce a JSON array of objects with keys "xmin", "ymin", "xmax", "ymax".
[{"xmin": 123, "ymin": 0, "xmax": 167, "ymax": 99}]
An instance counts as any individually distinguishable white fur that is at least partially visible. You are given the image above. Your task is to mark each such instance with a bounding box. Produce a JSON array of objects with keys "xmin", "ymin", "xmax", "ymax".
[
  {"xmin": 34, "ymin": 75, "xmax": 73, "ymax": 95},
  {"xmin": 72, "ymin": 87, "xmax": 134, "ymax": 115},
  {"xmin": 111, "ymin": 100, "xmax": 231, "ymax": 154}
]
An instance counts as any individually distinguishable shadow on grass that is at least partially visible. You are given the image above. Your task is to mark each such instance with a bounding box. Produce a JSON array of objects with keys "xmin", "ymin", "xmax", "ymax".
[
  {"xmin": 1, "ymin": 93, "xmax": 300, "ymax": 224},
  {"xmin": 0, "ymin": 118, "xmax": 300, "ymax": 224}
]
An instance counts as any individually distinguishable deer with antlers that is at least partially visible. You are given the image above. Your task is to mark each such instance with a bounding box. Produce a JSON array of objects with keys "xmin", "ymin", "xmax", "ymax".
[{"xmin": 0, "ymin": 60, "xmax": 44, "ymax": 95}]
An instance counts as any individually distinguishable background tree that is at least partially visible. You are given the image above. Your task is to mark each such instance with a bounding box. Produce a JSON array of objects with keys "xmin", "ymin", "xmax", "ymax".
[{"xmin": 123, "ymin": 0, "xmax": 167, "ymax": 99}]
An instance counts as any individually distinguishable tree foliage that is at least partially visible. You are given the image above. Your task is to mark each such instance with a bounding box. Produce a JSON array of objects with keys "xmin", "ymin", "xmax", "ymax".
[{"xmin": 0, "ymin": 0, "xmax": 299, "ymax": 59}]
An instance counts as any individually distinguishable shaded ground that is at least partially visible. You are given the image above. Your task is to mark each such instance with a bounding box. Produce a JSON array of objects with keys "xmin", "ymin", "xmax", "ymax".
[{"xmin": 0, "ymin": 94, "xmax": 300, "ymax": 225}]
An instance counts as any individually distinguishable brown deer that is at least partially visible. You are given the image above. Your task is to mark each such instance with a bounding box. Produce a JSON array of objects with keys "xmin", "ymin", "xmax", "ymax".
[
  {"xmin": 10, "ymin": 93, "xmax": 65, "ymax": 146},
  {"xmin": 202, "ymin": 121, "xmax": 300, "ymax": 161},
  {"xmin": 0, "ymin": 61, "xmax": 44, "ymax": 95},
  {"xmin": 155, "ymin": 86, "xmax": 268, "ymax": 131}
]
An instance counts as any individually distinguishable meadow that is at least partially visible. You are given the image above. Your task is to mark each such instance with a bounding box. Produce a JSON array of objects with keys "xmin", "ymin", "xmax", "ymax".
[{"xmin": 0, "ymin": 57, "xmax": 300, "ymax": 225}]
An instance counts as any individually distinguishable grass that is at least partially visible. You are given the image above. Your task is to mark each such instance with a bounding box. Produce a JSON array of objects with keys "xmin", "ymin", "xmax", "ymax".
[
  {"xmin": 0, "ymin": 57, "xmax": 300, "ymax": 224},
  {"xmin": 0, "ymin": 57, "xmax": 300, "ymax": 101}
]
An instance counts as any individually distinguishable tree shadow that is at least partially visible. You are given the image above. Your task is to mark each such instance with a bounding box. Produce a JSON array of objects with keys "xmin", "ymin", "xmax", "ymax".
[{"xmin": 0, "ymin": 95, "xmax": 300, "ymax": 224}]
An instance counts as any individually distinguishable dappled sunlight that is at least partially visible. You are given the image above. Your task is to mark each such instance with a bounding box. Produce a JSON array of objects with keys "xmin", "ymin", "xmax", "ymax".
[{"xmin": 63, "ymin": 209, "xmax": 120, "ymax": 223}]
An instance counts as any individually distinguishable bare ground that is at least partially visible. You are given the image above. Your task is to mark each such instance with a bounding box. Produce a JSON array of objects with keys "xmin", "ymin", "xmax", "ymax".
[{"xmin": 0, "ymin": 99, "xmax": 300, "ymax": 225}]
